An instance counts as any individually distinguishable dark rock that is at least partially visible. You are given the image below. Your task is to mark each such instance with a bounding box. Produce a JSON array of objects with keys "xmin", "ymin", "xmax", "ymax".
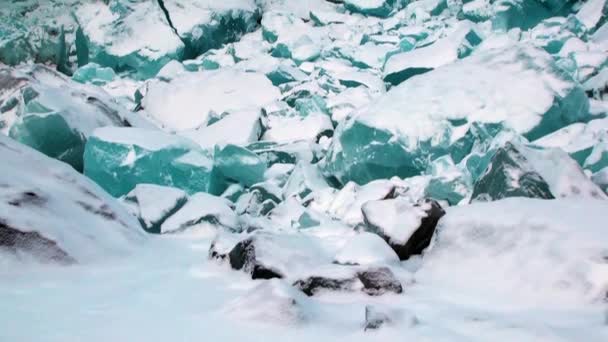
[
  {"xmin": 363, "ymin": 198, "xmax": 445, "ymax": 260},
  {"xmin": 0, "ymin": 220, "xmax": 75, "ymax": 264},
  {"xmin": 226, "ymin": 237, "xmax": 283, "ymax": 280},
  {"xmin": 357, "ymin": 267, "xmax": 403, "ymax": 296},
  {"xmin": 293, "ymin": 276, "xmax": 356, "ymax": 296}
]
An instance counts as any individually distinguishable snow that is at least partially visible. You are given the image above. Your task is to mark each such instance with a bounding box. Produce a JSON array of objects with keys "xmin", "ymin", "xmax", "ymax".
[
  {"xmin": 262, "ymin": 112, "xmax": 333, "ymax": 143},
  {"xmin": 123, "ymin": 184, "xmax": 187, "ymax": 230},
  {"xmin": 419, "ymin": 198, "xmax": 608, "ymax": 304},
  {"xmin": 576, "ymin": 0, "xmax": 607, "ymax": 31},
  {"xmin": 0, "ymin": 134, "xmax": 144, "ymax": 263},
  {"xmin": 92, "ymin": 127, "xmax": 199, "ymax": 152},
  {"xmin": 143, "ymin": 69, "xmax": 281, "ymax": 131},
  {"xmin": 76, "ymin": 2, "xmax": 183, "ymax": 60},
  {"xmin": 357, "ymin": 43, "xmax": 580, "ymax": 143},
  {"xmin": 180, "ymin": 109, "xmax": 262, "ymax": 148},
  {"xmin": 334, "ymin": 232, "xmax": 400, "ymax": 265}
]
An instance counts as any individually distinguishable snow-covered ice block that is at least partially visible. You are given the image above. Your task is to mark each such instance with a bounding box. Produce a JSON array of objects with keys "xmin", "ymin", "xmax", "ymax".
[
  {"xmin": 0, "ymin": 134, "xmax": 144, "ymax": 264},
  {"xmin": 334, "ymin": 232, "xmax": 400, "ymax": 266},
  {"xmin": 324, "ymin": 44, "xmax": 590, "ymax": 185},
  {"xmin": 162, "ymin": 0, "xmax": 260, "ymax": 58},
  {"xmin": 161, "ymin": 192, "xmax": 239, "ymax": 234},
  {"xmin": 1, "ymin": 64, "xmax": 152, "ymax": 172},
  {"xmin": 214, "ymin": 144, "xmax": 268, "ymax": 190},
  {"xmin": 384, "ymin": 22, "xmax": 482, "ymax": 85},
  {"xmin": 419, "ymin": 197, "xmax": 608, "ymax": 303},
  {"xmin": 471, "ymin": 141, "xmax": 607, "ymax": 202},
  {"xmin": 362, "ymin": 198, "xmax": 445, "ymax": 260},
  {"xmin": 143, "ymin": 69, "xmax": 280, "ymax": 131},
  {"xmin": 75, "ymin": 1, "xmax": 184, "ymax": 79},
  {"xmin": 83, "ymin": 127, "xmax": 215, "ymax": 197},
  {"xmin": 121, "ymin": 184, "xmax": 188, "ymax": 234}
]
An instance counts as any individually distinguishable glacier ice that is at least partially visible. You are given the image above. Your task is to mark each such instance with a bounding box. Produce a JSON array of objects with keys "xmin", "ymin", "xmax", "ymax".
[
  {"xmin": 83, "ymin": 127, "xmax": 215, "ymax": 197},
  {"xmin": 324, "ymin": 43, "xmax": 590, "ymax": 185},
  {"xmin": 1, "ymin": 64, "xmax": 152, "ymax": 171}
]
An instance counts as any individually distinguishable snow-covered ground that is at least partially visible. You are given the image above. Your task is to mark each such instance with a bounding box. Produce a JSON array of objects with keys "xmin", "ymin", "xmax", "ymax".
[{"xmin": 0, "ymin": 230, "xmax": 605, "ymax": 342}]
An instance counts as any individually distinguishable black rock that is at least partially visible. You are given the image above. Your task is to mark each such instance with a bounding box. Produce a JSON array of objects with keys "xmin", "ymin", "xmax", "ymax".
[
  {"xmin": 209, "ymin": 236, "xmax": 284, "ymax": 280},
  {"xmin": 293, "ymin": 266, "xmax": 403, "ymax": 297},
  {"xmin": 293, "ymin": 276, "xmax": 356, "ymax": 296},
  {"xmin": 357, "ymin": 267, "xmax": 403, "ymax": 296},
  {"xmin": 363, "ymin": 198, "xmax": 445, "ymax": 260}
]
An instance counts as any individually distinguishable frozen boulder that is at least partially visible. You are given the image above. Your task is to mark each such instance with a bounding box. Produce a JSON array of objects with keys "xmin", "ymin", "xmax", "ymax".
[
  {"xmin": 161, "ymin": 0, "xmax": 261, "ymax": 58},
  {"xmin": 471, "ymin": 141, "xmax": 607, "ymax": 202},
  {"xmin": 83, "ymin": 127, "xmax": 215, "ymax": 197},
  {"xmin": 160, "ymin": 193, "xmax": 240, "ymax": 234},
  {"xmin": 324, "ymin": 44, "xmax": 590, "ymax": 185},
  {"xmin": 121, "ymin": 184, "xmax": 188, "ymax": 234},
  {"xmin": 75, "ymin": 1, "xmax": 184, "ymax": 79},
  {"xmin": 334, "ymin": 232, "xmax": 400, "ymax": 265},
  {"xmin": 142, "ymin": 69, "xmax": 280, "ymax": 131},
  {"xmin": 362, "ymin": 198, "xmax": 445, "ymax": 260},
  {"xmin": 209, "ymin": 231, "xmax": 332, "ymax": 279},
  {"xmin": 384, "ymin": 22, "xmax": 483, "ymax": 86},
  {"xmin": 0, "ymin": 134, "xmax": 144, "ymax": 264},
  {"xmin": 1, "ymin": 65, "xmax": 152, "ymax": 172},
  {"xmin": 214, "ymin": 144, "xmax": 268, "ymax": 190},
  {"xmin": 343, "ymin": 0, "xmax": 396, "ymax": 18},
  {"xmin": 492, "ymin": 0, "xmax": 574, "ymax": 32},
  {"xmin": 180, "ymin": 109, "xmax": 262, "ymax": 149}
]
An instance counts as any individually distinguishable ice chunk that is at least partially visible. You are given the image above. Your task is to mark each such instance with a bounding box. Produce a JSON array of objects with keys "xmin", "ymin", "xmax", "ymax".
[
  {"xmin": 72, "ymin": 63, "xmax": 116, "ymax": 86},
  {"xmin": 425, "ymin": 155, "xmax": 471, "ymax": 205},
  {"xmin": 0, "ymin": 134, "xmax": 144, "ymax": 264},
  {"xmin": 75, "ymin": 1, "xmax": 184, "ymax": 79},
  {"xmin": 283, "ymin": 162, "xmax": 330, "ymax": 200},
  {"xmin": 1, "ymin": 65, "xmax": 152, "ymax": 172},
  {"xmin": 471, "ymin": 142, "xmax": 607, "ymax": 202},
  {"xmin": 262, "ymin": 112, "xmax": 333, "ymax": 143},
  {"xmin": 121, "ymin": 184, "xmax": 188, "ymax": 234},
  {"xmin": 308, "ymin": 180, "xmax": 396, "ymax": 226},
  {"xmin": 161, "ymin": 0, "xmax": 260, "ymax": 58},
  {"xmin": 344, "ymin": 0, "xmax": 395, "ymax": 18},
  {"xmin": 161, "ymin": 193, "xmax": 240, "ymax": 234},
  {"xmin": 142, "ymin": 69, "xmax": 280, "ymax": 131},
  {"xmin": 83, "ymin": 127, "xmax": 214, "ymax": 197},
  {"xmin": 584, "ymin": 136, "xmax": 608, "ymax": 173},
  {"xmin": 419, "ymin": 198, "xmax": 608, "ymax": 303},
  {"xmin": 0, "ymin": 0, "xmax": 77, "ymax": 71},
  {"xmin": 247, "ymin": 140, "xmax": 315, "ymax": 166},
  {"xmin": 214, "ymin": 144, "xmax": 268, "ymax": 189},
  {"xmin": 462, "ymin": 0, "xmax": 493, "ymax": 22},
  {"xmin": 492, "ymin": 0, "xmax": 574, "ymax": 31},
  {"xmin": 576, "ymin": 0, "xmax": 607, "ymax": 32},
  {"xmin": 325, "ymin": 44, "xmax": 590, "ymax": 185},
  {"xmin": 334, "ymin": 232, "xmax": 399, "ymax": 265},
  {"xmin": 384, "ymin": 22, "xmax": 483, "ymax": 85},
  {"xmin": 180, "ymin": 109, "xmax": 262, "ymax": 149},
  {"xmin": 533, "ymin": 118, "xmax": 608, "ymax": 165}
]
